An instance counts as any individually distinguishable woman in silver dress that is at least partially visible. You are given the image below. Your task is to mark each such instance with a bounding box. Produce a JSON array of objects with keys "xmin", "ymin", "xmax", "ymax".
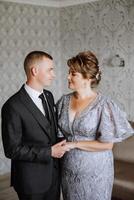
[{"xmin": 57, "ymin": 51, "xmax": 134, "ymax": 200}]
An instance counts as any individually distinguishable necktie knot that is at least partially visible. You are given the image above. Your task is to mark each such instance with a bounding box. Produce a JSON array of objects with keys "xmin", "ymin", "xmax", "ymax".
[{"xmin": 39, "ymin": 93, "xmax": 44, "ymax": 101}]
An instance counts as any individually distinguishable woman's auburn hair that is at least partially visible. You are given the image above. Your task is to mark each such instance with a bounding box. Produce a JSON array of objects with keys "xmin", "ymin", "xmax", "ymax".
[{"xmin": 67, "ymin": 51, "xmax": 101, "ymax": 86}]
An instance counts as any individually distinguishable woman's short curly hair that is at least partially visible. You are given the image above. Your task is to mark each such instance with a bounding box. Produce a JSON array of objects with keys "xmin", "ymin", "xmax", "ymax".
[{"xmin": 67, "ymin": 51, "xmax": 101, "ymax": 86}]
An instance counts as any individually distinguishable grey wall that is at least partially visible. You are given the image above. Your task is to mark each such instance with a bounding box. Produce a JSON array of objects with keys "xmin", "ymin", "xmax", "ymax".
[{"xmin": 0, "ymin": 0, "xmax": 134, "ymax": 174}]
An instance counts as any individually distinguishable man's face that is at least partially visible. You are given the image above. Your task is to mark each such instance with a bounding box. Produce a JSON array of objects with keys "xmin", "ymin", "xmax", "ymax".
[{"xmin": 36, "ymin": 57, "xmax": 55, "ymax": 87}]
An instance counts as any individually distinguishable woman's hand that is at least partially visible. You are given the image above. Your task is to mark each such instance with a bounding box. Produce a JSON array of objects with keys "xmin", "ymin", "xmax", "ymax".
[
  {"xmin": 65, "ymin": 140, "xmax": 113, "ymax": 152},
  {"xmin": 51, "ymin": 140, "xmax": 71, "ymax": 158},
  {"xmin": 64, "ymin": 140, "xmax": 113, "ymax": 152},
  {"xmin": 64, "ymin": 141, "xmax": 78, "ymax": 150}
]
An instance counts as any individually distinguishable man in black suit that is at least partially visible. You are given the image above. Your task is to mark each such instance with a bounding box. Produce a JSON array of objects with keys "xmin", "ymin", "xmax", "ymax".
[{"xmin": 1, "ymin": 51, "xmax": 69, "ymax": 200}]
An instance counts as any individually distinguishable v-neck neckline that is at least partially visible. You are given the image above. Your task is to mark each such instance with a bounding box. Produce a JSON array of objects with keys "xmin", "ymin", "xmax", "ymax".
[{"xmin": 67, "ymin": 92, "xmax": 100, "ymax": 125}]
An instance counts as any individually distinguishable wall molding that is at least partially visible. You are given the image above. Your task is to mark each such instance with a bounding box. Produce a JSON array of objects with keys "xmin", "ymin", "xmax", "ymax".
[{"xmin": 0, "ymin": 0, "xmax": 100, "ymax": 7}]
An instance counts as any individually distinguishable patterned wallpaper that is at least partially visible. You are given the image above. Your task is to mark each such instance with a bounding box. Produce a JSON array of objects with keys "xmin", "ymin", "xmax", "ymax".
[
  {"xmin": 0, "ymin": 1, "xmax": 62, "ymax": 174},
  {"xmin": 60, "ymin": 0, "xmax": 134, "ymax": 122},
  {"xmin": 0, "ymin": 0, "xmax": 134, "ymax": 174}
]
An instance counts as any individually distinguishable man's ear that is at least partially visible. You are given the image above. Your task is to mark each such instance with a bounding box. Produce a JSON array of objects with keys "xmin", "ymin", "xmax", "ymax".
[{"xmin": 31, "ymin": 66, "xmax": 38, "ymax": 76}]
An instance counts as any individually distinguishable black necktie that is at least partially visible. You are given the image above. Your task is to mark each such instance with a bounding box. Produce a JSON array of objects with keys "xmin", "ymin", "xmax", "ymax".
[{"xmin": 39, "ymin": 93, "xmax": 50, "ymax": 121}]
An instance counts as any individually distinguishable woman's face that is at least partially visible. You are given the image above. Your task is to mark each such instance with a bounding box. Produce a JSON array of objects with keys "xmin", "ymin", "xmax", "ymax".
[{"xmin": 68, "ymin": 69, "xmax": 88, "ymax": 90}]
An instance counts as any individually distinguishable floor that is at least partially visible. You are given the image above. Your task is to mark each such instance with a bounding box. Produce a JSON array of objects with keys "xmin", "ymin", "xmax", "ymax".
[{"xmin": 0, "ymin": 173, "xmax": 18, "ymax": 200}]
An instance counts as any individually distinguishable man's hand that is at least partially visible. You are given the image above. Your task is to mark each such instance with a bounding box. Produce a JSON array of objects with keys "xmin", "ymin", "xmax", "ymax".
[{"xmin": 51, "ymin": 140, "xmax": 70, "ymax": 158}]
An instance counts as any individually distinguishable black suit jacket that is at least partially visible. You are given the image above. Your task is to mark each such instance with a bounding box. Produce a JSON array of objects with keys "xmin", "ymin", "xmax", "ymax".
[{"xmin": 1, "ymin": 85, "xmax": 59, "ymax": 194}]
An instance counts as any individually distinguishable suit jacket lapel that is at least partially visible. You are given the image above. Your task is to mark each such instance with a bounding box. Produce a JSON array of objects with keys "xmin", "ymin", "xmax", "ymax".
[{"xmin": 19, "ymin": 86, "xmax": 52, "ymax": 141}]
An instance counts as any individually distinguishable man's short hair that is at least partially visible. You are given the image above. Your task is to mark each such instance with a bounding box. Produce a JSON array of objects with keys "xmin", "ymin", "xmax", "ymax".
[{"xmin": 24, "ymin": 51, "xmax": 53, "ymax": 75}]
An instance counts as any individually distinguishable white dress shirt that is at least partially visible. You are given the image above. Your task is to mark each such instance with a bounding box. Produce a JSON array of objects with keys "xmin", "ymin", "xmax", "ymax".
[{"xmin": 24, "ymin": 84, "xmax": 45, "ymax": 115}]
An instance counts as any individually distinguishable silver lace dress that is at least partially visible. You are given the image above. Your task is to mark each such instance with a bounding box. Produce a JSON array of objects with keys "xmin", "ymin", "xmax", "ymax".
[{"xmin": 57, "ymin": 93, "xmax": 134, "ymax": 200}]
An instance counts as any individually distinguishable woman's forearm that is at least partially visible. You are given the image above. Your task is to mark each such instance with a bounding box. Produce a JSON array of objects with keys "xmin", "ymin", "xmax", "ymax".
[{"xmin": 66, "ymin": 140, "xmax": 113, "ymax": 152}]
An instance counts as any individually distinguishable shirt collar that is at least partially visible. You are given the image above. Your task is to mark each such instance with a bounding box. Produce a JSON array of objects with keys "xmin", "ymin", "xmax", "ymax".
[{"xmin": 24, "ymin": 84, "xmax": 43, "ymax": 99}]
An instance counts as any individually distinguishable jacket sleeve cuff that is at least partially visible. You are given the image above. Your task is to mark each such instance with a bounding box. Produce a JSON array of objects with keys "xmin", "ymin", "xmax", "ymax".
[{"xmin": 37, "ymin": 146, "xmax": 52, "ymax": 163}]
